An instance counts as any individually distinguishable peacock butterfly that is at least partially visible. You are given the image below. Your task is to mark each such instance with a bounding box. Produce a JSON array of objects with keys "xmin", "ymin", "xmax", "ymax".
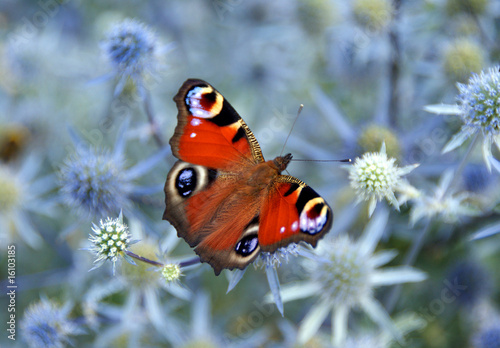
[{"xmin": 163, "ymin": 79, "xmax": 333, "ymax": 275}]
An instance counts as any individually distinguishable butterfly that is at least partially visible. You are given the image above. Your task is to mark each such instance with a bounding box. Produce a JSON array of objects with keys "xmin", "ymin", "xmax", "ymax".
[{"xmin": 163, "ymin": 79, "xmax": 333, "ymax": 275}]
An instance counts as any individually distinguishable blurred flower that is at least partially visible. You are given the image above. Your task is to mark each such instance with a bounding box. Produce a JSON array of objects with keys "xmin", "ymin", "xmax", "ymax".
[
  {"xmin": 352, "ymin": 0, "xmax": 394, "ymax": 32},
  {"xmin": 119, "ymin": 220, "xmax": 192, "ymax": 299},
  {"xmin": 409, "ymin": 170, "xmax": 481, "ymax": 225},
  {"xmin": 446, "ymin": 260, "xmax": 491, "ymax": 307},
  {"xmin": 91, "ymin": 285, "xmax": 184, "ymax": 347},
  {"xmin": 179, "ymin": 292, "xmax": 268, "ymax": 348},
  {"xmin": 344, "ymin": 312, "xmax": 426, "ymax": 348},
  {"xmin": 347, "ymin": 143, "xmax": 419, "ymax": 216},
  {"xmin": 446, "ymin": 0, "xmax": 489, "ymax": 16},
  {"xmin": 463, "ymin": 164, "xmax": 493, "ymax": 192},
  {"xmin": 86, "ymin": 211, "xmax": 135, "ymax": 275},
  {"xmin": 102, "ymin": 18, "xmax": 160, "ymax": 95},
  {"xmin": 0, "ymin": 123, "xmax": 30, "ymax": 162},
  {"xmin": 280, "ymin": 210, "xmax": 426, "ymax": 347},
  {"xmin": 297, "ymin": 0, "xmax": 337, "ymax": 36},
  {"xmin": 357, "ymin": 124, "xmax": 401, "ymax": 158},
  {"xmin": 21, "ymin": 297, "xmax": 84, "ymax": 348},
  {"xmin": 59, "ymin": 124, "xmax": 168, "ymax": 218},
  {"xmin": 440, "ymin": 66, "xmax": 500, "ymax": 171},
  {"xmin": 83, "ymin": 219, "xmax": 191, "ymax": 346},
  {"xmin": 0, "ymin": 156, "xmax": 55, "ymax": 248},
  {"xmin": 473, "ymin": 324, "xmax": 500, "ymax": 348},
  {"xmin": 443, "ymin": 38, "xmax": 484, "ymax": 82}
]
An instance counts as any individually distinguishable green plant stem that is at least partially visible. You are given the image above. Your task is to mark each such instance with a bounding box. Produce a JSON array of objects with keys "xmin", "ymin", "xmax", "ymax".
[
  {"xmin": 388, "ymin": 0, "xmax": 402, "ymax": 128},
  {"xmin": 143, "ymin": 89, "xmax": 165, "ymax": 149}
]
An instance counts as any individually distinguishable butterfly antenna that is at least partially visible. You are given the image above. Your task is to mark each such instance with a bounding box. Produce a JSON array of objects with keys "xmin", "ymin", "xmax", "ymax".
[
  {"xmin": 292, "ymin": 158, "xmax": 352, "ymax": 163},
  {"xmin": 280, "ymin": 104, "xmax": 303, "ymax": 156}
]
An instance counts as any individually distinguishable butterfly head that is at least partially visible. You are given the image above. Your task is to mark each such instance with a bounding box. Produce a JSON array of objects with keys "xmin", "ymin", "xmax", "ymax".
[{"xmin": 273, "ymin": 153, "xmax": 293, "ymax": 173}]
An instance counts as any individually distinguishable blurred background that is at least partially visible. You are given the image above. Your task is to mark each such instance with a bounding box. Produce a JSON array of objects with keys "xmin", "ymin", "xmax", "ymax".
[{"xmin": 0, "ymin": 0, "xmax": 500, "ymax": 347}]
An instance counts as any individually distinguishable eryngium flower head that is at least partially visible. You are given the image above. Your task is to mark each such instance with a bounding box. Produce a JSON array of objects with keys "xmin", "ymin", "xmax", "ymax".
[
  {"xmin": 280, "ymin": 210, "xmax": 426, "ymax": 346},
  {"xmin": 162, "ymin": 264, "xmax": 182, "ymax": 283},
  {"xmin": 89, "ymin": 212, "xmax": 132, "ymax": 274},
  {"xmin": 457, "ymin": 67, "xmax": 500, "ymax": 137},
  {"xmin": 442, "ymin": 66, "xmax": 500, "ymax": 171},
  {"xmin": 60, "ymin": 148, "xmax": 131, "ymax": 217},
  {"xmin": 102, "ymin": 19, "xmax": 158, "ymax": 89},
  {"xmin": 21, "ymin": 298, "xmax": 83, "ymax": 348},
  {"xmin": 347, "ymin": 143, "xmax": 418, "ymax": 216}
]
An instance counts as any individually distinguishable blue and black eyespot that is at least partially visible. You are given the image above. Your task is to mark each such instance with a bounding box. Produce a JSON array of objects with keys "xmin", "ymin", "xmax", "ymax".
[
  {"xmin": 175, "ymin": 167, "xmax": 197, "ymax": 197},
  {"xmin": 235, "ymin": 234, "xmax": 259, "ymax": 256}
]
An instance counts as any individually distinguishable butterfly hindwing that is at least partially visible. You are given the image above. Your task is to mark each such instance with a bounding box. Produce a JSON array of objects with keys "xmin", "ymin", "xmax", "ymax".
[{"xmin": 164, "ymin": 160, "xmax": 263, "ymax": 275}]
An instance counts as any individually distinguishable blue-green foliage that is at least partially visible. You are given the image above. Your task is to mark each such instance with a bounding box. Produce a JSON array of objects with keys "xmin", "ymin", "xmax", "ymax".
[{"xmin": 1, "ymin": 1, "xmax": 500, "ymax": 347}]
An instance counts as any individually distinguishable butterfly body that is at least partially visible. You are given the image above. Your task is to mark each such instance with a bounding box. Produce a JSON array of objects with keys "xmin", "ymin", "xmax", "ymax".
[{"xmin": 164, "ymin": 79, "xmax": 332, "ymax": 275}]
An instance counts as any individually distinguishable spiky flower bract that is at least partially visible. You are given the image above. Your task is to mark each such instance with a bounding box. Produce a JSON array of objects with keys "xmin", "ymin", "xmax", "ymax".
[
  {"xmin": 347, "ymin": 143, "xmax": 418, "ymax": 216},
  {"xmin": 228, "ymin": 244, "xmax": 301, "ymax": 316},
  {"xmin": 88, "ymin": 211, "xmax": 134, "ymax": 274},
  {"xmin": 21, "ymin": 298, "xmax": 84, "ymax": 348},
  {"xmin": 441, "ymin": 66, "xmax": 500, "ymax": 171},
  {"xmin": 102, "ymin": 18, "xmax": 158, "ymax": 94},
  {"xmin": 280, "ymin": 210, "xmax": 426, "ymax": 346}
]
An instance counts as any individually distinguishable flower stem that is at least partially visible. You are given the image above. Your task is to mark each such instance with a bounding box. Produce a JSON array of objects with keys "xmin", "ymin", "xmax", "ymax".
[
  {"xmin": 443, "ymin": 133, "xmax": 480, "ymax": 196},
  {"xmin": 125, "ymin": 251, "xmax": 200, "ymax": 269},
  {"xmin": 384, "ymin": 218, "xmax": 431, "ymax": 312},
  {"xmin": 179, "ymin": 257, "xmax": 201, "ymax": 268},
  {"xmin": 143, "ymin": 89, "xmax": 165, "ymax": 149},
  {"xmin": 125, "ymin": 250, "xmax": 164, "ymax": 267},
  {"xmin": 388, "ymin": 0, "xmax": 402, "ymax": 128}
]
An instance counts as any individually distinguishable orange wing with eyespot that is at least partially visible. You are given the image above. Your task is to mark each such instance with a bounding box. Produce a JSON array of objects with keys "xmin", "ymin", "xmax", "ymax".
[{"xmin": 258, "ymin": 176, "xmax": 332, "ymax": 250}]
